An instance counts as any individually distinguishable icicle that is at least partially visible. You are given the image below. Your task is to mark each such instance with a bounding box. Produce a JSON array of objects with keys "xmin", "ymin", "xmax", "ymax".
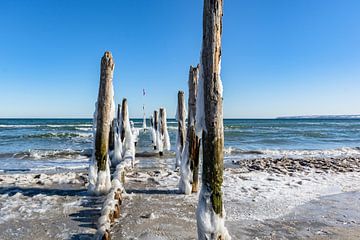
[
  {"xmin": 112, "ymin": 130, "xmax": 122, "ymax": 166},
  {"xmin": 179, "ymin": 141, "xmax": 192, "ymax": 194},
  {"xmin": 156, "ymin": 129, "xmax": 163, "ymax": 153},
  {"xmin": 196, "ymin": 59, "xmax": 206, "ymax": 137},
  {"xmin": 88, "ymin": 102, "xmax": 98, "ymax": 193},
  {"xmin": 94, "ymin": 156, "xmax": 112, "ymax": 195},
  {"xmin": 175, "ymin": 133, "xmax": 182, "ymax": 168},
  {"xmin": 162, "ymin": 109, "xmax": 171, "ymax": 151},
  {"xmin": 196, "ymin": 185, "xmax": 231, "ymax": 240}
]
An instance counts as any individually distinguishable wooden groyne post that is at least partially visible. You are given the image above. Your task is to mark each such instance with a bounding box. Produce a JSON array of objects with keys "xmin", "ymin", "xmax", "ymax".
[
  {"xmin": 187, "ymin": 65, "xmax": 201, "ymax": 193},
  {"xmin": 120, "ymin": 98, "xmax": 128, "ymax": 143},
  {"xmin": 159, "ymin": 108, "xmax": 165, "ymax": 156},
  {"xmin": 197, "ymin": 0, "xmax": 230, "ymax": 239},
  {"xmin": 117, "ymin": 104, "xmax": 121, "ymax": 128},
  {"xmin": 153, "ymin": 110, "xmax": 159, "ymax": 150},
  {"xmin": 176, "ymin": 91, "xmax": 186, "ymax": 169},
  {"xmin": 88, "ymin": 51, "xmax": 114, "ymax": 195},
  {"xmin": 95, "ymin": 51, "xmax": 114, "ymax": 172}
]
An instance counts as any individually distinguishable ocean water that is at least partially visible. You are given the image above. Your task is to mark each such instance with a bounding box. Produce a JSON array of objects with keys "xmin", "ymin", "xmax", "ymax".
[{"xmin": 0, "ymin": 118, "xmax": 360, "ymax": 173}]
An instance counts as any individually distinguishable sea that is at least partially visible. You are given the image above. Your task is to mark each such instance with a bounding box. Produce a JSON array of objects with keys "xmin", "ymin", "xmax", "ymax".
[{"xmin": 0, "ymin": 118, "xmax": 360, "ymax": 173}]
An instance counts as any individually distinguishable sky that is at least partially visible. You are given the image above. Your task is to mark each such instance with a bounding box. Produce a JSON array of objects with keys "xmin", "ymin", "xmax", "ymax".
[{"xmin": 0, "ymin": 0, "xmax": 359, "ymax": 118}]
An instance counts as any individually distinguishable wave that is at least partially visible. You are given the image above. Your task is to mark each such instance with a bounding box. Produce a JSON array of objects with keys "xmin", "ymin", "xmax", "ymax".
[
  {"xmin": 0, "ymin": 124, "xmax": 92, "ymax": 129},
  {"xmin": 20, "ymin": 132, "xmax": 92, "ymax": 139},
  {"xmin": 0, "ymin": 149, "xmax": 92, "ymax": 160},
  {"xmin": 223, "ymin": 146, "xmax": 360, "ymax": 159}
]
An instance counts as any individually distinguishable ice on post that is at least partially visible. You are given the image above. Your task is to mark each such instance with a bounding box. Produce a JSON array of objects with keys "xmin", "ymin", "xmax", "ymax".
[
  {"xmin": 88, "ymin": 51, "xmax": 115, "ymax": 195},
  {"xmin": 196, "ymin": 0, "xmax": 231, "ymax": 239}
]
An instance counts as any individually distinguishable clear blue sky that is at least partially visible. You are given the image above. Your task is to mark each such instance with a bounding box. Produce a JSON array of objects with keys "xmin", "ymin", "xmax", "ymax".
[{"xmin": 0, "ymin": 0, "xmax": 359, "ymax": 118}]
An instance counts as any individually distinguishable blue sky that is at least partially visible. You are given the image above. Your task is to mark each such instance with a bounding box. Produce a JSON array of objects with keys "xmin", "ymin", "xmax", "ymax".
[{"xmin": 0, "ymin": 0, "xmax": 359, "ymax": 118}]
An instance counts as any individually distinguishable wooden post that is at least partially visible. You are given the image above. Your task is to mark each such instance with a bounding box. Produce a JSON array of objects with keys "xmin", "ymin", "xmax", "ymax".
[
  {"xmin": 120, "ymin": 98, "xmax": 128, "ymax": 143},
  {"xmin": 197, "ymin": 0, "xmax": 229, "ymax": 239},
  {"xmin": 153, "ymin": 110, "xmax": 158, "ymax": 150},
  {"xmin": 117, "ymin": 104, "xmax": 121, "ymax": 128},
  {"xmin": 187, "ymin": 65, "xmax": 201, "ymax": 193},
  {"xmin": 109, "ymin": 120, "xmax": 115, "ymax": 152},
  {"xmin": 176, "ymin": 91, "xmax": 186, "ymax": 168},
  {"xmin": 159, "ymin": 108, "xmax": 165, "ymax": 156},
  {"xmin": 95, "ymin": 51, "xmax": 115, "ymax": 172}
]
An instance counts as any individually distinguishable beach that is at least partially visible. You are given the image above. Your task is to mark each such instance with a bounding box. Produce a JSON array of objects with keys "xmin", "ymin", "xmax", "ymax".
[
  {"xmin": 1, "ymin": 119, "xmax": 360, "ymax": 239},
  {"xmin": 1, "ymin": 156, "xmax": 360, "ymax": 239}
]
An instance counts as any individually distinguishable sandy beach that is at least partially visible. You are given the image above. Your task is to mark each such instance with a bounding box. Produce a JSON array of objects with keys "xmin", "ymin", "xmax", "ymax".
[{"xmin": 2, "ymin": 155, "xmax": 359, "ymax": 239}]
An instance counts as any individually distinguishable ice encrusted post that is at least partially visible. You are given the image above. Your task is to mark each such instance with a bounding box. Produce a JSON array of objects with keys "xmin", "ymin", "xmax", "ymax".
[
  {"xmin": 159, "ymin": 108, "xmax": 171, "ymax": 156},
  {"xmin": 196, "ymin": 0, "xmax": 230, "ymax": 239},
  {"xmin": 89, "ymin": 51, "xmax": 114, "ymax": 195},
  {"xmin": 188, "ymin": 65, "xmax": 201, "ymax": 193},
  {"xmin": 120, "ymin": 99, "xmax": 129, "ymax": 143},
  {"xmin": 175, "ymin": 91, "xmax": 186, "ymax": 169},
  {"xmin": 179, "ymin": 66, "xmax": 200, "ymax": 194}
]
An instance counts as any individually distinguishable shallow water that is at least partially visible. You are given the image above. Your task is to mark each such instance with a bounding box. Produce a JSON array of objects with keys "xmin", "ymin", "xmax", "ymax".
[{"xmin": 0, "ymin": 118, "xmax": 360, "ymax": 173}]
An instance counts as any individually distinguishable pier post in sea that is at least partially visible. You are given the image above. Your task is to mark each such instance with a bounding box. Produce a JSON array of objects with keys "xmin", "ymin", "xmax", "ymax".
[
  {"xmin": 91, "ymin": 51, "xmax": 115, "ymax": 195},
  {"xmin": 117, "ymin": 103, "xmax": 121, "ymax": 127},
  {"xmin": 153, "ymin": 110, "xmax": 159, "ymax": 150},
  {"xmin": 175, "ymin": 91, "xmax": 186, "ymax": 169},
  {"xmin": 187, "ymin": 65, "xmax": 201, "ymax": 193},
  {"xmin": 120, "ymin": 98, "xmax": 128, "ymax": 143},
  {"xmin": 196, "ymin": 0, "xmax": 230, "ymax": 239},
  {"xmin": 159, "ymin": 107, "xmax": 171, "ymax": 156},
  {"xmin": 159, "ymin": 108, "xmax": 165, "ymax": 156}
]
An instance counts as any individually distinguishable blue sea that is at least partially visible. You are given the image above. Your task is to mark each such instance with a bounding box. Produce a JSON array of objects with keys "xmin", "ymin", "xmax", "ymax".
[{"xmin": 0, "ymin": 118, "xmax": 360, "ymax": 173}]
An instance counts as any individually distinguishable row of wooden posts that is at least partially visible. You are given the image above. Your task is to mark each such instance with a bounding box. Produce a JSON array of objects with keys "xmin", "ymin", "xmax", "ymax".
[{"xmin": 92, "ymin": 0, "xmax": 227, "ymax": 239}]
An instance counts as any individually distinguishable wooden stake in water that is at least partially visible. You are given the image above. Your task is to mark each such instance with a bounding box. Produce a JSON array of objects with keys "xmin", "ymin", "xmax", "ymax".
[
  {"xmin": 117, "ymin": 103, "xmax": 121, "ymax": 128},
  {"xmin": 197, "ymin": 0, "xmax": 229, "ymax": 239},
  {"xmin": 176, "ymin": 91, "xmax": 186, "ymax": 169},
  {"xmin": 109, "ymin": 119, "xmax": 115, "ymax": 152},
  {"xmin": 187, "ymin": 65, "xmax": 201, "ymax": 193},
  {"xmin": 94, "ymin": 51, "xmax": 114, "ymax": 172},
  {"xmin": 153, "ymin": 110, "xmax": 159, "ymax": 150},
  {"xmin": 120, "ymin": 98, "xmax": 128, "ymax": 143},
  {"xmin": 159, "ymin": 108, "xmax": 165, "ymax": 156}
]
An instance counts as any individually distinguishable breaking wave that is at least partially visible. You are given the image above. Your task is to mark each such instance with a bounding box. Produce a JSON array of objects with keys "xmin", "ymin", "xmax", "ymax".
[
  {"xmin": 224, "ymin": 146, "xmax": 360, "ymax": 159},
  {"xmin": 0, "ymin": 149, "xmax": 92, "ymax": 160}
]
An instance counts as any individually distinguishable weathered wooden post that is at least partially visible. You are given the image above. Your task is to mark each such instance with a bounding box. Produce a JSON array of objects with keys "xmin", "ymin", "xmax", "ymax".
[
  {"xmin": 89, "ymin": 51, "xmax": 115, "ymax": 195},
  {"xmin": 159, "ymin": 108, "xmax": 165, "ymax": 156},
  {"xmin": 176, "ymin": 91, "xmax": 186, "ymax": 169},
  {"xmin": 120, "ymin": 98, "xmax": 128, "ymax": 143},
  {"xmin": 112, "ymin": 103, "xmax": 122, "ymax": 166},
  {"xmin": 188, "ymin": 65, "xmax": 201, "ymax": 193},
  {"xmin": 117, "ymin": 104, "xmax": 121, "ymax": 127},
  {"xmin": 109, "ymin": 120, "xmax": 115, "ymax": 152},
  {"xmin": 153, "ymin": 110, "xmax": 159, "ymax": 150},
  {"xmin": 196, "ymin": 0, "xmax": 230, "ymax": 239}
]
